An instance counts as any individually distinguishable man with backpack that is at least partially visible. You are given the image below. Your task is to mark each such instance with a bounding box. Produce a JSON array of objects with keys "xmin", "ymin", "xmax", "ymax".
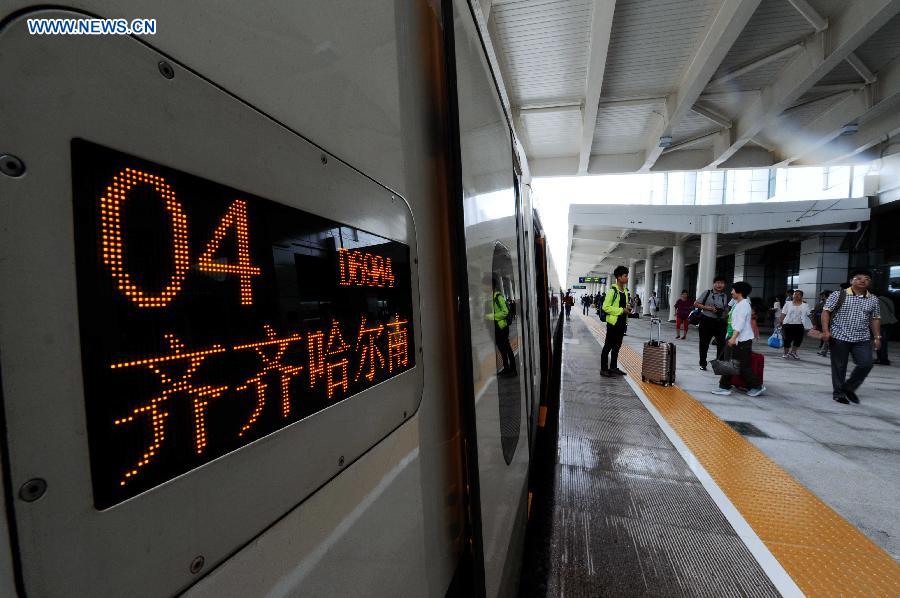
[
  {"xmin": 600, "ymin": 265, "xmax": 632, "ymax": 378},
  {"xmin": 821, "ymin": 270, "xmax": 881, "ymax": 404},
  {"xmin": 694, "ymin": 276, "xmax": 729, "ymax": 371}
]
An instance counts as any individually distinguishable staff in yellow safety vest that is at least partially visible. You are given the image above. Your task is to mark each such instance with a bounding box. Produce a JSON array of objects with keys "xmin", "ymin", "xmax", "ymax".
[
  {"xmin": 600, "ymin": 266, "xmax": 632, "ymax": 377},
  {"xmin": 487, "ymin": 274, "xmax": 517, "ymax": 377}
]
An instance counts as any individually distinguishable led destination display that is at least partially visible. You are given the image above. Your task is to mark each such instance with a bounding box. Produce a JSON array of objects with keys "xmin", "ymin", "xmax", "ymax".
[{"xmin": 72, "ymin": 140, "xmax": 415, "ymax": 508}]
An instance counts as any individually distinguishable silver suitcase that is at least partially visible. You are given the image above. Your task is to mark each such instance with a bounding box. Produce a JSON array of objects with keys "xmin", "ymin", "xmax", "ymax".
[{"xmin": 641, "ymin": 318, "xmax": 676, "ymax": 386}]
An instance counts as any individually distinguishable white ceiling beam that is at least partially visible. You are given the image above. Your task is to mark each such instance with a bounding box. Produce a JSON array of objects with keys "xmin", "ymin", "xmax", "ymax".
[
  {"xmin": 786, "ymin": 0, "xmax": 827, "ymax": 31},
  {"xmin": 691, "ymin": 103, "xmax": 733, "ymax": 128},
  {"xmin": 794, "ymin": 58, "xmax": 900, "ymax": 164},
  {"xmin": 597, "ymin": 97, "xmax": 667, "ymax": 108},
  {"xmin": 705, "ymin": 43, "xmax": 803, "ymax": 90},
  {"xmin": 481, "ymin": 0, "xmax": 495, "ymax": 21},
  {"xmin": 587, "ymin": 153, "xmax": 645, "ymax": 174},
  {"xmin": 518, "ymin": 103, "xmax": 582, "ymax": 116},
  {"xmin": 810, "ymin": 83, "xmax": 868, "ymax": 93},
  {"xmin": 786, "ymin": 0, "xmax": 879, "ymax": 87},
  {"xmin": 639, "ymin": 0, "xmax": 763, "ymax": 172},
  {"xmin": 767, "ymin": 54, "xmax": 900, "ymax": 165},
  {"xmin": 846, "ymin": 53, "xmax": 877, "ymax": 84},
  {"xmin": 578, "ymin": 0, "xmax": 617, "ymax": 174},
  {"xmin": 707, "ymin": 0, "xmax": 900, "ymax": 168},
  {"xmin": 768, "ymin": 90, "xmax": 874, "ymax": 166},
  {"xmin": 664, "ymin": 130, "xmax": 724, "ymax": 152}
]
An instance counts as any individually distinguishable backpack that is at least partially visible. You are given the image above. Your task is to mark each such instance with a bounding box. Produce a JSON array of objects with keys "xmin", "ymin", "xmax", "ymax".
[
  {"xmin": 827, "ymin": 289, "xmax": 846, "ymax": 327},
  {"xmin": 598, "ymin": 288, "xmax": 618, "ymax": 322},
  {"xmin": 688, "ymin": 289, "xmax": 711, "ymax": 326}
]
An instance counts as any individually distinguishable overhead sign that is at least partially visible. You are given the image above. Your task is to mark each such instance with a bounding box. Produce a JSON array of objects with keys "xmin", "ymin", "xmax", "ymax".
[
  {"xmin": 580, "ymin": 276, "xmax": 607, "ymax": 284},
  {"xmin": 572, "ymin": 284, "xmax": 586, "ymax": 289},
  {"xmin": 72, "ymin": 140, "xmax": 416, "ymax": 508}
]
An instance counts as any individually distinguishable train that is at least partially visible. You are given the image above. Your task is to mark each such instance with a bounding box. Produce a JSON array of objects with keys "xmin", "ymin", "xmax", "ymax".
[{"xmin": 0, "ymin": 1, "xmax": 564, "ymax": 595}]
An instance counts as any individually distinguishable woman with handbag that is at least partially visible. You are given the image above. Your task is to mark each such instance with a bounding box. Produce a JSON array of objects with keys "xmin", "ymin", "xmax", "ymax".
[{"xmin": 779, "ymin": 290, "xmax": 812, "ymax": 360}]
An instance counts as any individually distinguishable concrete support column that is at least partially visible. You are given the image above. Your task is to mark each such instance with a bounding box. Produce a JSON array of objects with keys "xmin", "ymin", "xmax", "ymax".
[
  {"xmin": 642, "ymin": 249, "xmax": 655, "ymax": 316},
  {"xmin": 668, "ymin": 240, "xmax": 686, "ymax": 321},
  {"xmin": 628, "ymin": 259, "xmax": 638, "ymax": 298},
  {"xmin": 696, "ymin": 215, "xmax": 719, "ymax": 297},
  {"xmin": 733, "ymin": 249, "xmax": 765, "ymax": 298},
  {"xmin": 799, "ymin": 233, "xmax": 849, "ymax": 302}
]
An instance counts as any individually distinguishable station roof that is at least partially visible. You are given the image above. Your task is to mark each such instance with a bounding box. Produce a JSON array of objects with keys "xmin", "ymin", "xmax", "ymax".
[{"xmin": 478, "ymin": 0, "xmax": 900, "ymax": 176}]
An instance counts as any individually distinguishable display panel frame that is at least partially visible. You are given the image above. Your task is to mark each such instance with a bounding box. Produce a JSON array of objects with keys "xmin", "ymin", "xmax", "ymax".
[
  {"xmin": 0, "ymin": 12, "xmax": 422, "ymax": 597},
  {"xmin": 72, "ymin": 140, "xmax": 417, "ymax": 509}
]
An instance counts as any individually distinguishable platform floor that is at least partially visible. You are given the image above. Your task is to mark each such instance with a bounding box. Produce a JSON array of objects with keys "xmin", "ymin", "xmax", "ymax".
[
  {"xmin": 522, "ymin": 313, "xmax": 900, "ymax": 597},
  {"xmin": 529, "ymin": 316, "xmax": 779, "ymax": 597},
  {"xmin": 610, "ymin": 312, "xmax": 900, "ymax": 561}
]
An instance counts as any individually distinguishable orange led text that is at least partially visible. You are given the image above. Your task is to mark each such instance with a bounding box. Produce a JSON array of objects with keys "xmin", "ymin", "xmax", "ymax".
[{"xmin": 338, "ymin": 248, "xmax": 396, "ymax": 288}]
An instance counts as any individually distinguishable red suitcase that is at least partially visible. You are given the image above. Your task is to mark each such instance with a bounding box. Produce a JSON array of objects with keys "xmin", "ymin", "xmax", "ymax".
[{"xmin": 731, "ymin": 352, "xmax": 764, "ymax": 388}]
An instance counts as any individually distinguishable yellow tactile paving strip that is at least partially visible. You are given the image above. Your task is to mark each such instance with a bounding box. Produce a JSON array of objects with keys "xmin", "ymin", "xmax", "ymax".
[{"xmin": 581, "ymin": 315, "xmax": 900, "ymax": 597}]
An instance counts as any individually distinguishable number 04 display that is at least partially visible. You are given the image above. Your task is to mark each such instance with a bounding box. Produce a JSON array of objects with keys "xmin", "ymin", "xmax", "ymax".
[{"xmin": 100, "ymin": 167, "xmax": 260, "ymax": 308}]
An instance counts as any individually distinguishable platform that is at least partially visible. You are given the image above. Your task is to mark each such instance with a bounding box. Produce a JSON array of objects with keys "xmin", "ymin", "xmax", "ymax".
[
  {"xmin": 611, "ymin": 312, "xmax": 900, "ymax": 562},
  {"xmin": 522, "ymin": 314, "xmax": 900, "ymax": 597}
]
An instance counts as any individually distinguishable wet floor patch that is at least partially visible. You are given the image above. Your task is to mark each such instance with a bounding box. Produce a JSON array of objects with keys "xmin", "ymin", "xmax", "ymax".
[{"xmin": 725, "ymin": 421, "xmax": 771, "ymax": 438}]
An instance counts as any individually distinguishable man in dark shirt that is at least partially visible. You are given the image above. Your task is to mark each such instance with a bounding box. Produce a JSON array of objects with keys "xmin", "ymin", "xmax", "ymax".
[{"xmin": 694, "ymin": 276, "xmax": 729, "ymax": 371}]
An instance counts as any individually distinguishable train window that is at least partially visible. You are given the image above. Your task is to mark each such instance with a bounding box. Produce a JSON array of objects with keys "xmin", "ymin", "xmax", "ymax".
[
  {"xmin": 490, "ymin": 242, "xmax": 521, "ymax": 465},
  {"xmin": 72, "ymin": 139, "xmax": 416, "ymax": 508}
]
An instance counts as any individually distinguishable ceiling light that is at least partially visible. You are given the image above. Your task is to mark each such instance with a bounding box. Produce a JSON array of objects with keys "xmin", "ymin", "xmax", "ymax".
[
  {"xmin": 839, "ymin": 123, "xmax": 859, "ymax": 136},
  {"xmin": 659, "ymin": 135, "xmax": 673, "ymax": 148}
]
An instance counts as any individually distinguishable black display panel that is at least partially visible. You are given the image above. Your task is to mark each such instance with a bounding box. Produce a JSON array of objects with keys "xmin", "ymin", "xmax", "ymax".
[{"xmin": 72, "ymin": 140, "xmax": 416, "ymax": 508}]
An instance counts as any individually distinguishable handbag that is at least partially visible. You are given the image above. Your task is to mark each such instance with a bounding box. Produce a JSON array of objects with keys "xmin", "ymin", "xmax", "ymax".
[
  {"xmin": 767, "ymin": 327, "xmax": 783, "ymax": 348},
  {"xmin": 710, "ymin": 358, "xmax": 741, "ymax": 376},
  {"xmin": 688, "ymin": 307, "xmax": 703, "ymax": 326},
  {"xmin": 802, "ymin": 314, "xmax": 813, "ymax": 330}
]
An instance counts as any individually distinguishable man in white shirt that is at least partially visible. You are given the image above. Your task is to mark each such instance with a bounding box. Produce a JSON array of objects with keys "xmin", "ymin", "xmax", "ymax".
[{"xmin": 712, "ymin": 281, "xmax": 766, "ymax": 397}]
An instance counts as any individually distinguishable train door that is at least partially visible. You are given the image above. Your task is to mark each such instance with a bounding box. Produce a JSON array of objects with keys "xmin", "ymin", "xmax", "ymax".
[{"xmin": 448, "ymin": 1, "xmax": 531, "ymax": 596}]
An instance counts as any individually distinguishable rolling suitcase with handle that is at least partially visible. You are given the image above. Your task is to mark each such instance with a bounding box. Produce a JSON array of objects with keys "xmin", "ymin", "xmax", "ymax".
[
  {"xmin": 731, "ymin": 351, "xmax": 764, "ymax": 389},
  {"xmin": 641, "ymin": 318, "xmax": 676, "ymax": 386}
]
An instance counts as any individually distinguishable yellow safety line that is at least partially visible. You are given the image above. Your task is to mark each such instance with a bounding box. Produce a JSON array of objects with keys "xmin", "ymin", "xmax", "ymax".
[{"xmin": 580, "ymin": 315, "xmax": 900, "ymax": 596}]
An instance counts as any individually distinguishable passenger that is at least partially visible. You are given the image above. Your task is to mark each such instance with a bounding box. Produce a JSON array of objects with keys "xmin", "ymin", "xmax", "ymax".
[
  {"xmin": 750, "ymin": 302, "xmax": 760, "ymax": 339},
  {"xmin": 581, "ymin": 293, "xmax": 590, "ymax": 315},
  {"xmin": 694, "ymin": 276, "xmax": 729, "ymax": 371},
  {"xmin": 674, "ymin": 289, "xmax": 693, "ymax": 339},
  {"xmin": 749, "ymin": 297, "xmax": 763, "ymax": 339},
  {"xmin": 712, "ymin": 281, "xmax": 766, "ymax": 397},
  {"xmin": 489, "ymin": 275, "xmax": 517, "ymax": 377},
  {"xmin": 813, "ymin": 290, "xmax": 831, "ymax": 356},
  {"xmin": 821, "ymin": 270, "xmax": 881, "ymax": 405},
  {"xmin": 770, "ymin": 296, "xmax": 782, "ymax": 329},
  {"xmin": 550, "ymin": 293, "xmax": 559, "ymax": 318},
  {"xmin": 875, "ymin": 289, "xmax": 896, "ymax": 365},
  {"xmin": 563, "ymin": 290, "xmax": 574, "ymax": 320},
  {"xmin": 600, "ymin": 265, "xmax": 632, "ymax": 378},
  {"xmin": 779, "ymin": 289, "xmax": 811, "ymax": 360},
  {"xmin": 648, "ymin": 291, "xmax": 660, "ymax": 318}
]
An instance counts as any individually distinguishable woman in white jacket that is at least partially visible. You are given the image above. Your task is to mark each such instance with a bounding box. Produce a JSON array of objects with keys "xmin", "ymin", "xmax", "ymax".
[{"xmin": 780, "ymin": 290, "xmax": 812, "ymax": 359}]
